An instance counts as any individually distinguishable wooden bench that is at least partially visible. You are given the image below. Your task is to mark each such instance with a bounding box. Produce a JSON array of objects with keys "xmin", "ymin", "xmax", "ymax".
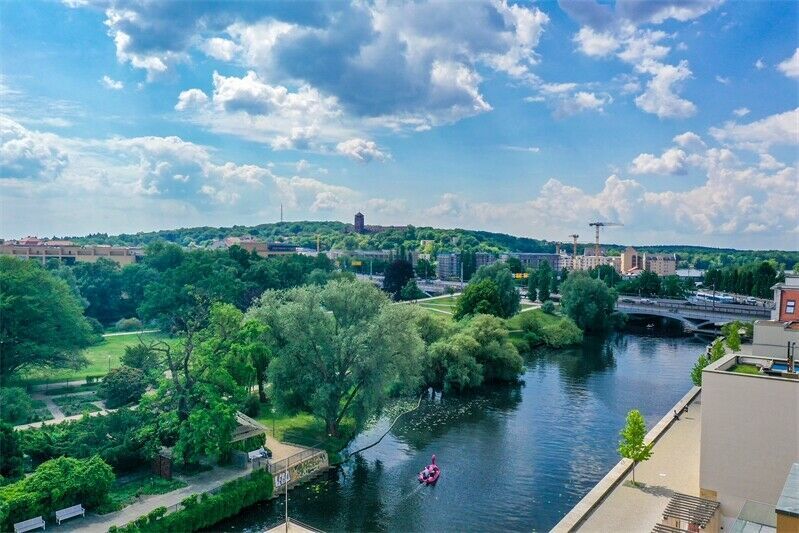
[
  {"xmin": 13, "ymin": 516, "xmax": 45, "ymax": 533},
  {"xmin": 55, "ymin": 504, "xmax": 85, "ymax": 525}
]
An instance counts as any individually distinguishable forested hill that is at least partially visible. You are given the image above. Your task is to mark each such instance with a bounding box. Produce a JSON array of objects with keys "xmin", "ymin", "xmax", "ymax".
[{"xmin": 63, "ymin": 221, "xmax": 798, "ymax": 269}]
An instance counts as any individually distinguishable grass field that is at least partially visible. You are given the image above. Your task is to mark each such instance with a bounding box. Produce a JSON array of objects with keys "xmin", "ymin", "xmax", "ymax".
[
  {"xmin": 19, "ymin": 332, "xmax": 175, "ymax": 385},
  {"xmin": 415, "ymin": 295, "xmax": 458, "ymax": 315},
  {"xmin": 256, "ymin": 406, "xmax": 355, "ymax": 455}
]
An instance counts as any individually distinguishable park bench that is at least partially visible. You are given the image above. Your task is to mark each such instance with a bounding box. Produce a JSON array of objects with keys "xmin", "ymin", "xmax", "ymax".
[
  {"xmin": 13, "ymin": 516, "xmax": 45, "ymax": 533},
  {"xmin": 55, "ymin": 504, "xmax": 85, "ymax": 525}
]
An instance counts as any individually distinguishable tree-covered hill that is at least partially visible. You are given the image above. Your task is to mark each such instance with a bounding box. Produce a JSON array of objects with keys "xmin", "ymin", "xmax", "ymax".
[{"xmin": 59, "ymin": 221, "xmax": 798, "ymax": 269}]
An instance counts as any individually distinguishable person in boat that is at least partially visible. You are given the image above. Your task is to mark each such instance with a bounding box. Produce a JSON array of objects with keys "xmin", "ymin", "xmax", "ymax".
[{"xmin": 422, "ymin": 467, "xmax": 430, "ymax": 479}]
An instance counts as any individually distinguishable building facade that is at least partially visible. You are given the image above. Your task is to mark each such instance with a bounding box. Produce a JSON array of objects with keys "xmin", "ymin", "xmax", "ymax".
[
  {"xmin": 771, "ymin": 274, "xmax": 799, "ymax": 322},
  {"xmin": 620, "ymin": 246, "xmax": 643, "ymax": 274},
  {"xmin": 0, "ymin": 242, "xmax": 143, "ymax": 266},
  {"xmin": 645, "ymin": 253, "xmax": 678, "ymax": 276},
  {"xmin": 572, "ymin": 254, "xmax": 621, "ymax": 272},
  {"xmin": 437, "ymin": 252, "xmax": 461, "ymax": 280},
  {"xmin": 475, "ymin": 252, "xmax": 497, "ymax": 269},
  {"xmin": 500, "ymin": 252, "xmax": 560, "ymax": 271}
]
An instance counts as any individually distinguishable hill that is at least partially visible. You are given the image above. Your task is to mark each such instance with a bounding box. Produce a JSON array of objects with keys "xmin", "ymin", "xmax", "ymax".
[{"xmin": 62, "ymin": 221, "xmax": 799, "ymax": 269}]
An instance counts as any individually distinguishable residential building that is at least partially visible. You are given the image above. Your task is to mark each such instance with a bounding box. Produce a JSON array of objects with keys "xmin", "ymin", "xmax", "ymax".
[
  {"xmin": 0, "ymin": 241, "xmax": 143, "ymax": 266},
  {"xmin": 751, "ymin": 274, "xmax": 799, "ymax": 357},
  {"xmin": 475, "ymin": 252, "xmax": 497, "ymax": 269},
  {"xmin": 771, "ymin": 274, "xmax": 799, "ymax": 322},
  {"xmin": 572, "ymin": 254, "xmax": 621, "ymax": 273},
  {"xmin": 210, "ymin": 236, "xmax": 297, "ymax": 257},
  {"xmin": 645, "ymin": 253, "xmax": 677, "ymax": 276},
  {"xmin": 354, "ymin": 212, "xmax": 365, "ymax": 234},
  {"xmin": 500, "ymin": 252, "xmax": 559, "ymax": 271},
  {"xmin": 437, "ymin": 252, "xmax": 461, "ymax": 280},
  {"xmin": 620, "ymin": 246, "xmax": 644, "ymax": 274}
]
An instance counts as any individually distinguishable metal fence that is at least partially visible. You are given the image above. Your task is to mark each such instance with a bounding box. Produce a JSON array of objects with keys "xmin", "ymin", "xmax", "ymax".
[{"xmin": 266, "ymin": 447, "xmax": 326, "ymax": 475}]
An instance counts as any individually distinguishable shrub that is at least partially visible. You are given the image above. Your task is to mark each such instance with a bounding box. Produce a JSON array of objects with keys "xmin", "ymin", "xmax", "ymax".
[
  {"xmin": 0, "ymin": 388, "xmax": 35, "ymax": 425},
  {"xmin": 541, "ymin": 300, "xmax": 556, "ymax": 314},
  {"xmin": 115, "ymin": 318, "xmax": 144, "ymax": 332},
  {"xmin": 110, "ymin": 469, "xmax": 273, "ymax": 533},
  {"xmin": 121, "ymin": 344, "xmax": 161, "ymax": 382},
  {"xmin": 541, "ymin": 318, "xmax": 584, "ymax": 348},
  {"xmin": 242, "ymin": 395, "xmax": 260, "ymax": 418},
  {"xmin": 0, "ymin": 456, "xmax": 114, "ymax": 530},
  {"xmin": 691, "ymin": 354, "xmax": 709, "ymax": 386},
  {"xmin": 0, "ymin": 423, "xmax": 23, "ymax": 480},
  {"xmin": 99, "ymin": 366, "xmax": 148, "ymax": 408}
]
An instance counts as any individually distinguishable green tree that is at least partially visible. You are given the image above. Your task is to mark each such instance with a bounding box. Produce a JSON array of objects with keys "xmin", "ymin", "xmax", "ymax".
[
  {"xmin": 618, "ymin": 409, "xmax": 653, "ymax": 484},
  {"xmin": 259, "ymin": 281, "xmax": 423, "ymax": 437},
  {"xmin": 0, "ymin": 257, "xmax": 93, "ymax": 379},
  {"xmin": 383, "ymin": 259, "xmax": 415, "ymax": 300},
  {"xmin": 415, "ymin": 258, "xmax": 434, "ymax": 279},
  {"xmin": 462, "ymin": 314, "xmax": 523, "ymax": 382},
  {"xmin": 99, "ymin": 366, "xmax": 148, "ymax": 408},
  {"xmin": 454, "ymin": 278, "xmax": 503, "ymax": 319},
  {"xmin": 400, "ymin": 279, "xmax": 426, "ymax": 301},
  {"xmin": 505, "ymin": 257, "xmax": 523, "ymax": 273},
  {"xmin": 723, "ymin": 323, "xmax": 741, "ymax": 351},
  {"xmin": 537, "ymin": 262, "xmax": 552, "ymax": 302},
  {"xmin": 0, "ymin": 423, "xmax": 23, "ymax": 479},
  {"xmin": 469, "ymin": 263, "xmax": 520, "ymax": 318},
  {"xmin": 660, "ymin": 275, "xmax": 687, "ymax": 298},
  {"xmin": 426, "ymin": 334, "xmax": 483, "ymax": 392},
  {"xmin": 637, "ymin": 271, "xmax": 661, "ymax": 297},
  {"xmin": 121, "ymin": 343, "xmax": 162, "ymax": 383},
  {"xmin": 559, "ymin": 272, "xmax": 619, "ymax": 334},
  {"xmin": 72, "ymin": 258, "xmax": 124, "ymax": 325},
  {"xmin": 691, "ymin": 354, "xmax": 709, "ymax": 386},
  {"xmin": 0, "ymin": 387, "xmax": 36, "ymax": 425}
]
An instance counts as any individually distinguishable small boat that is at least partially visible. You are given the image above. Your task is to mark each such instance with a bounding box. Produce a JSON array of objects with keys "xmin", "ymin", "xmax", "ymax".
[{"xmin": 418, "ymin": 454, "xmax": 440, "ymax": 485}]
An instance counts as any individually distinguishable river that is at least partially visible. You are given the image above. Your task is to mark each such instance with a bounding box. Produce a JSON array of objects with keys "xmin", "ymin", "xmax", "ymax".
[{"xmin": 216, "ymin": 331, "xmax": 704, "ymax": 532}]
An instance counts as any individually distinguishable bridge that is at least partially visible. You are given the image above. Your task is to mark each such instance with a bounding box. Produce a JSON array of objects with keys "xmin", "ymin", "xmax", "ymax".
[{"xmin": 616, "ymin": 298, "xmax": 772, "ymax": 332}]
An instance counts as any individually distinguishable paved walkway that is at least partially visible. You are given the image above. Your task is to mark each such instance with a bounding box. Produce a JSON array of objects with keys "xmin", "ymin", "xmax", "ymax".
[
  {"xmin": 34, "ymin": 393, "xmax": 66, "ymax": 421},
  {"xmin": 102, "ymin": 329, "xmax": 159, "ymax": 337},
  {"xmin": 576, "ymin": 395, "xmax": 702, "ymax": 532},
  {"xmin": 52, "ymin": 434, "xmax": 309, "ymax": 532}
]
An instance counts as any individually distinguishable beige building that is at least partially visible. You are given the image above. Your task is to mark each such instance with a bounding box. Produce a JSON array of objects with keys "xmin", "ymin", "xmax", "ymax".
[
  {"xmin": 620, "ymin": 246, "xmax": 644, "ymax": 273},
  {"xmin": 572, "ymin": 254, "xmax": 621, "ymax": 272},
  {"xmin": 0, "ymin": 242, "xmax": 143, "ymax": 266},
  {"xmin": 700, "ymin": 353, "xmax": 798, "ymax": 522},
  {"xmin": 645, "ymin": 253, "xmax": 677, "ymax": 276}
]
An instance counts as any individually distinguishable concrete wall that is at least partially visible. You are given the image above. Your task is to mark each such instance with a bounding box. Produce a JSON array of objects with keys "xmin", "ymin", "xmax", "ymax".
[
  {"xmin": 700, "ymin": 356, "xmax": 799, "ymax": 517},
  {"xmin": 752, "ymin": 321, "xmax": 799, "ymax": 357}
]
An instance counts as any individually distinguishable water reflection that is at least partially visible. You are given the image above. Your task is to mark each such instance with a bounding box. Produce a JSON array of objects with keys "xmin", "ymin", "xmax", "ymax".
[{"xmin": 215, "ymin": 333, "xmax": 702, "ymax": 532}]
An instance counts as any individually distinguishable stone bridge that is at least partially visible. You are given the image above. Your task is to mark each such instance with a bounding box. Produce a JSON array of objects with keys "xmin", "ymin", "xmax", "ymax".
[{"xmin": 616, "ymin": 300, "xmax": 771, "ymax": 332}]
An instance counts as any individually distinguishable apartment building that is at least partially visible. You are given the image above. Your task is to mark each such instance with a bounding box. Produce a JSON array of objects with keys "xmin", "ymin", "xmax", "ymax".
[
  {"xmin": 0, "ymin": 241, "xmax": 143, "ymax": 266},
  {"xmin": 500, "ymin": 252, "xmax": 559, "ymax": 271},
  {"xmin": 620, "ymin": 247, "xmax": 677, "ymax": 276},
  {"xmin": 437, "ymin": 252, "xmax": 461, "ymax": 280}
]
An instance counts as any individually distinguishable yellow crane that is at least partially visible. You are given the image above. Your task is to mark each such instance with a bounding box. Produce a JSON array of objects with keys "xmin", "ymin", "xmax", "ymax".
[{"xmin": 588, "ymin": 222, "xmax": 623, "ymax": 257}]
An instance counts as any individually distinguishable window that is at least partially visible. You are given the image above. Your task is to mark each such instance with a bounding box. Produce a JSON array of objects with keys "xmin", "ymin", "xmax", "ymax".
[{"xmin": 787, "ymin": 300, "xmax": 796, "ymax": 315}]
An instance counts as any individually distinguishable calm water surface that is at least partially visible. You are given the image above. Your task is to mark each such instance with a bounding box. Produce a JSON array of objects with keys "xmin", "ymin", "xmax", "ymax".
[{"xmin": 217, "ymin": 332, "xmax": 704, "ymax": 532}]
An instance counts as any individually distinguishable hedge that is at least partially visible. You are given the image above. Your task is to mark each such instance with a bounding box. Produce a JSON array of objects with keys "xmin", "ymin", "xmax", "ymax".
[
  {"xmin": 0, "ymin": 456, "xmax": 114, "ymax": 530},
  {"xmin": 109, "ymin": 469, "xmax": 274, "ymax": 533}
]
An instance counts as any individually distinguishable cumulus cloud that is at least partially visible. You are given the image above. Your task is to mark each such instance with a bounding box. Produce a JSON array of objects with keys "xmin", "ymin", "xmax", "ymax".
[
  {"xmin": 634, "ymin": 60, "xmax": 696, "ymax": 119},
  {"xmin": 0, "ymin": 117, "xmax": 68, "ymax": 181},
  {"xmin": 630, "ymin": 148, "xmax": 688, "ymax": 175},
  {"xmin": 559, "ymin": 0, "xmax": 723, "ymax": 28},
  {"xmin": 709, "ymin": 108, "xmax": 799, "ymax": 150},
  {"xmin": 335, "ymin": 138, "xmax": 389, "ymax": 163},
  {"xmin": 101, "ymin": 75, "xmax": 124, "ymax": 90},
  {"xmin": 673, "ymin": 131, "xmax": 706, "ymax": 151},
  {"xmin": 201, "ymin": 37, "xmax": 240, "ymax": 62},
  {"xmin": 174, "ymin": 89, "xmax": 208, "ymax": 111},
  {"xmin": 732, "ymin": 107, "xmax": 750, "ymax": 117},
  {"xmin": 777, "ymin": 48, "xmax": 799, "ymax": 78},
  {"xmin": 754, "ymin": 58, "xmax": 765, "ymax": 70},
  {"xmin": 573, "ymin": 27, "xmax": 619, "ymax": 57}
]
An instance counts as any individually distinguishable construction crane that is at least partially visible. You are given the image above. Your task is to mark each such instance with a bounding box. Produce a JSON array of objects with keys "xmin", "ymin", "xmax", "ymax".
[
  {"xmin": 568, "ymin": 234, "xmax": 579, "ymax": 258},
  {"xmin": 588, "ymin": 222, "xmax": 623, "ymax": 257}
]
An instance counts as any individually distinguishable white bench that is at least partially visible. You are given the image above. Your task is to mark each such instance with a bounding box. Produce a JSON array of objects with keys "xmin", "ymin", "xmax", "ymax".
[
  {"xmin": 55, "ymin": 504, "xmax": 85, "ymax": 525},
  {"xmin": 247, "ymin": 447, "xmax": 268, "ymax": 461},
  {"xmin": 13, "ymin": 516, "xmax": 45, "ymax": 533}
]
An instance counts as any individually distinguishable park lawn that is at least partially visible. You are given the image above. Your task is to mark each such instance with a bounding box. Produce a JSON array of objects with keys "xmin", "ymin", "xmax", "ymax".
[
  {"xmin": 505, "ymin": 308, "xmax": 562, "ymax": 330},
  {"xmin": 19, "ymin": 332, "xmax": 175, "ymax": 385},
  {"xmin": 256, "ymin": 407, "xmax": 355, "ymax": 456},
  {"xmin": 416, "ymin": 295, "xmax": 458, "ymax": 316},
  {"xmin": 97, "ymin": 473, "xmax": 187, "ymax": 514}
]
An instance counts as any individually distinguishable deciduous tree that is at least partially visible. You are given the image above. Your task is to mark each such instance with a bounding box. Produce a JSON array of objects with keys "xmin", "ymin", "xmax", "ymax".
[{"xmin": 618, "ymin": 409, "xmax": 653, "ymax": 484}]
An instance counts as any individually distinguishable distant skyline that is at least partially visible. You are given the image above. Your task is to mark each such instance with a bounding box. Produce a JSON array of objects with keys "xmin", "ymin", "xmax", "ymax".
[{"xmin": 1, "ymin": 0, "xmax": 797, "ymax": 249}]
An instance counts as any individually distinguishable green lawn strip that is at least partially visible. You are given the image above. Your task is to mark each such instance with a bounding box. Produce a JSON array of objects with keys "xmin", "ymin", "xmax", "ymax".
[
  {"xmin": 19, "ymin": 332, "xmax": 176, "ymax": 385},
  {"xmin": 729, "ymin": 363, "xmax": 761, "ymax": 375},
  {"xmin": 51, "ymin": 393, "xmax": 102, "ymax": 416},
  {"xmin": 255, "ymin": 407, "xmax": 355, "ymax": 458},
  {"xmin": 97, "ymin": 473, "xmax": 187, "ymax": 514}
]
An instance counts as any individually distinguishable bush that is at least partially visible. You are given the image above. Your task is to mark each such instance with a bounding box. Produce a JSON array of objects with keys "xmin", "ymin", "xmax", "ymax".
[
  {"xmin": 541, "ymin": 300, "xmax": 556, "ymax": 314},
  {"xmin": 0, "ymin": 423, "xmax": 23, "ymax": 480},
  {"xmin": 115, "ymin": 318, "xmax": 143, "ymax": 332},
  {"xmin": 99, "ymin": 366, "xmax": 147, "ymax": 408},
  {"xmin": 691, "ymin": 354, "xmax": 709, "ymax": 386},
  {"xmin": 541, "ymin": 318, "xmax": 584, "ymax": 348},
  {"xmin": 110, "ymin": 469, "xmax": 274, "ymax": 533},
  {"xmin": 19, "ymin": 408, "xmax": 149, "ymax": 472},
  {"xmin": 242, "ymin": 395, "xmax": 261, "ymax": 418},
  {"xmin": 0, "ymin": 456, "xmax": 114, "ymax": 530},
  {"xmin": 0, "ymin": 388, "xmax": 35, "ymax": 425}
]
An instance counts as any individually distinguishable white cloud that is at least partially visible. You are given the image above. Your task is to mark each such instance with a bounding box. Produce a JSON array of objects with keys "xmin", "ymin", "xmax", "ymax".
[
  {"xmin": 174, "ymin": 89, "xmax": 209, "ymax": 111},
  {"xmin": 558, "ymin": 91, "xmax": 613, "ymax": 116},
  {"xmin": 0, "ymin": 117, "xmax": 68, "ymax": 181},
  {"xmin": 502, "ymin": 145, "xmax": 540, "ymax": 153},
  {"xmin": 673, "ymin": 131, "xmax": 706, "ymax": 151},
  {"xmin": 101, "ymin": 75, "xmax": 124, "ymax": 90},
  {"xmin": 201, "ymin": 37, "xmax": 241, "ymax": 61},
  {"xmin": 777, "ymin": 48, "xmax": 799, "ymax": 78},
  {"xmin": 710, "ymin": 108, "xmax": 799, "ymax": 150},
  {"xmin": 758, "ymin": 153, "xmax": 785, "ymax": 171},
  {"xmin": 634, "ymin": 60, "xmax": 697, "ymax": 119},
  {"xmin": 732, "ymin": 107, "xmax": 750, "ymax": 117},
  {"xmin": 630, "ymin": 148, "xmax": 688, "ymax": 175},
  {"xmin": 754, "ymin": 58, "xmax": 765, "ymax": 70},
  {"xmin": 335, "ymin": 138, "xmax": 389, "ymax": 163},
  {"xmin": 573, "ymin": 27, "xmax": 619, "ymax": 57},
  {"xmin": 715, "ymin": 75, "xmax": 730, "ymax": 85}
]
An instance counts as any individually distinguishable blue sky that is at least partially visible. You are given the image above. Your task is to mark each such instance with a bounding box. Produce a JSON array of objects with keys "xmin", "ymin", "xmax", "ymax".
[{"xmin": 1, "ymin": 0, "xmax": 797, "ymax": 249}]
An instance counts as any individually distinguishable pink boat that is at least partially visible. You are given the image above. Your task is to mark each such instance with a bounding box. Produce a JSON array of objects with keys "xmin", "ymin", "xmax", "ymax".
[{"xmin": 418, "ymin": 454, "xmax": 440, "ymax": 485}]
